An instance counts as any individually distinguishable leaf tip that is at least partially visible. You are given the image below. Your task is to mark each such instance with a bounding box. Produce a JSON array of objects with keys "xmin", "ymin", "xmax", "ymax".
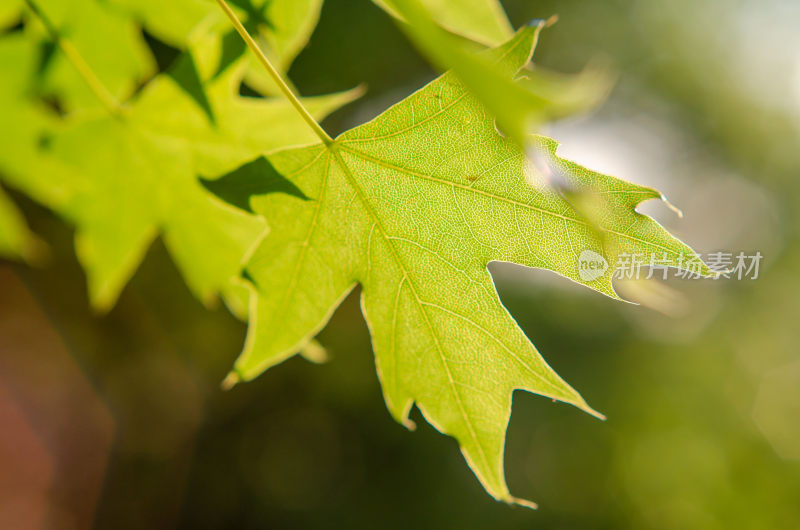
[
  {"xmin": 570, "ymin": 396, "xmax": 607, "ymax": 421},
  {"xmin": 402, "ymin": 418, "xmax": 417, "ymax": 431},
  {"xmin": 506, "ymin": 495, "xmax": 538, "ymax": 510},
  {"xmin": 352, "ymin": 83, "xmax": 368, "ymax": 100},
  {"xmin": 660, "ymin": 192, "xmax": 684, "ymax": 219},
  {"xmin": 89, "ymin": 294, "xmax": 115, "ymax": 317},
  {"xmin": 220, "ymin": 371, "xmax": 241, "ymax": 391},
  {"xmin": 527, "ymin": 14, "xmax": 558, "ymax": 29},
  {"xmin": 299, "ymin": 339, "xmax": 329, "ymax": 364}
]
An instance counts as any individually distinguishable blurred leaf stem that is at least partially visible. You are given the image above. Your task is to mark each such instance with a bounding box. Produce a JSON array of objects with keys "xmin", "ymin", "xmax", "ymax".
[{"xmin": 23, "ymin": 0, "xmax": 122, "ymax": 116}]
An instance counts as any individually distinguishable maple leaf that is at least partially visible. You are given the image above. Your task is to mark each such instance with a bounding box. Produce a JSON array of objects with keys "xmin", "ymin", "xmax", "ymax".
[
  {"xmin": 0, "ymin": 35, "xmax": 52, "ymax": 262},
  {"xmin": 384, "ymin": 0, "xmax": 612, "ymax": 147},
  {"xmin": 212, "ymin": 27, "xmax": 711, "ymax": 506},
  {"xmin": 18, "ymin": 0, "xmax": 155, "ymax": 112},
  {"xmin": 109, "ymin": 0, "xmax": 325, "ymax": 97},
  {"xmin": 109, "ymin": 0, "xmax": 515, "ymax": 97},
  {"xmin": 0, "ymin": 25, "xmax": 358, "ymax": 311},
  {"xmin": 374, "ymin": 0, "xmax": 513, "ymax": 46}
]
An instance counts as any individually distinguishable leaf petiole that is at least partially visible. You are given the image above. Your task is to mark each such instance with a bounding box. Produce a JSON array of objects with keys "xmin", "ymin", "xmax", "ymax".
[{"xmin": 214, "ymin": 0, "xmax": 334, "ymax": 146}]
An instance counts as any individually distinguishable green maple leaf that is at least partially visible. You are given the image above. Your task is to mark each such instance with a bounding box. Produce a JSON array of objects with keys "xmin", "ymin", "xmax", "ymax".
[
  {"xmin": 384, "ymin": 0, "xmax": 612, "ymax": 147},
  {"xmin": 106, "ymin": 0, "xmax": 214, "ymax": 48},
  {"xmin": 109, "ymin": 0, "xmax": 325, "ymax": 97},
  {"xmin": 0, "ymin": 34, "xmax": 54, "ymax": 262},
  {"xmin": 374, "ymin": 0, "xmax": 513, "ymax": 46},
  {"xmin": 110, "ymin": 0, "xmax": 514, "ymax": 98},
  {"xmin": 19, "ymin": 0, "xmax": 155, "ymax": 112},
  {"xmin": 0, "ymin": 27, "xmax": 357, "ymax": 310},
  {"xmin": 212, "ymin": 27, "xmax": 711, "ymax": 506},
  {"xmin": 108, "ymin": 0, "xmax": 322, "ymax": 60},
  {"xmin": 189, "ymin": 0, "xmax": 325, "ymax": 97}
]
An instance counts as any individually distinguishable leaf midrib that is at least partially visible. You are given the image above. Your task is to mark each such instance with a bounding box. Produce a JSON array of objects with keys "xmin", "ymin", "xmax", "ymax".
[{"xmin": 328, "ymin": 146, "xmax": 495, "ymax": 487}]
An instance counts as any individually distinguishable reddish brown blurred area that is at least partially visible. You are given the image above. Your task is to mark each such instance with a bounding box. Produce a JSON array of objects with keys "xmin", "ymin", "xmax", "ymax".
[{"xmin": 0, "ymin": 266, "xmax": 113, "ymax": 530}]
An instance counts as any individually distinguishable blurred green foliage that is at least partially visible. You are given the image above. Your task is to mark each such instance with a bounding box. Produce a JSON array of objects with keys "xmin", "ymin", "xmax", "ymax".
[{"xmin": 1, "ymin": 0, "xmax": 798, "ymax": 528}]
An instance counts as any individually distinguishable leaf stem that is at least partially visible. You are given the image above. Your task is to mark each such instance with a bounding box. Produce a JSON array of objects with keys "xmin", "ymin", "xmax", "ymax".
[
  {"xmin": 23, "ymin": 0, "xmax": 121, "ymax": 116},
  {"xmin": 214, "ymin": 0, "xmax": 334, "ymax": 145}
]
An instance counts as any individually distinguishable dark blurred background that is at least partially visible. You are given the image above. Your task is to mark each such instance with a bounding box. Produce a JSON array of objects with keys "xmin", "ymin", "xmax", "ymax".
[{"xmin": 1, "ymin": 0, "xmax": 799, "ymax": 528}]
